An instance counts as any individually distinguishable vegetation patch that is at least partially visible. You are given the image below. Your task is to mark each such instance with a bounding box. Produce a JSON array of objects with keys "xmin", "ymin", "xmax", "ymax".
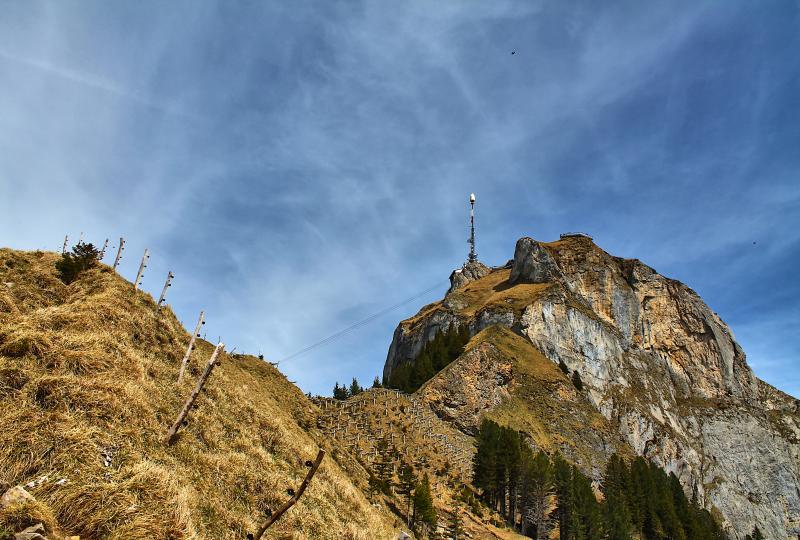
[
  {"xmin": 55, "ymin": 242, "xmax": 101, "ymax": 285},
  {"xmin": 386, "ymin": 323, "xmax": 470, "ymax": 393},
  {"xmin": 472, "ymin": 419, "xmax": 725, "ymax": 539}
]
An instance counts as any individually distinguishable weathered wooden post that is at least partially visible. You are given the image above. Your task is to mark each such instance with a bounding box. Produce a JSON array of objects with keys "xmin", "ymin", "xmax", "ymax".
[
  {"xmin": 112, "ymin": 237, "xmax": 125, "ymax": 271},
  {"xmin": 253, "ymin": 450, "xmax": 325, "ymax": 539},
  {"xmin": 178, "ymin": 311, "xmax": 205, "ymax": 383},
  {"xmin": 61, "ymin": 235, "xmax": 68, "ymax": 254},
  {"xmin": 134, "ymin": 249, "xmax": 149, "ymax": 291},
  {"xmin": 157, "ymin": 271, "xmax": 174, "ymax": 311},
  {"xmin": 165, "ymin": 342, "xmax": 224, "ymax": 445},
  {"xmin": 99, "ymin": 238, "xmax": 109, "ymax": 260}
]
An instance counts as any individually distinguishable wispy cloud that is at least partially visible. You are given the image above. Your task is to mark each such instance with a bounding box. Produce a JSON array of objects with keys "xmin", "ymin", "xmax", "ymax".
[{"xmin": 0, "ymin": 1, "xmax": 797, "ymax": 397}]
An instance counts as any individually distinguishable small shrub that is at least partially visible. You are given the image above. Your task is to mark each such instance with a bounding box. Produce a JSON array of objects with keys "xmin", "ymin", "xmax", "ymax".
[{"xmin": 55, "ymin": 242, "xmax": 100, "ymax": 284}]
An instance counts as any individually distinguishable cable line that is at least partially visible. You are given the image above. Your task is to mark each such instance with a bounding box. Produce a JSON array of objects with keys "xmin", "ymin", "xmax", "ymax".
[{"xmin": 278, "ymin": 279, "xmax": 449, "ymax": 364}]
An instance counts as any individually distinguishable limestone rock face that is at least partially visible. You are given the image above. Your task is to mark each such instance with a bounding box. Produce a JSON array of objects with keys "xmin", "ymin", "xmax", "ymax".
[
  {"xmin": 509, "ymin": 237, "xmax": 562, "ymax": 284},
  {"xmin": 384, "ymin": 235, "xmax": 800, "ymax": 539}
]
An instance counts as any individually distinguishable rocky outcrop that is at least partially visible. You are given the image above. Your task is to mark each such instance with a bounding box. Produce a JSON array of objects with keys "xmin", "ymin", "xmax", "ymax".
[
  {"xmin": 509, "ymin": 237, "xmax": 562, "ymax": 285},
  {"xmin": 417, "ymin": 341, "xmax": 512, "ymax": 434},
  {"xmin": 384, "ymin": 235, "xmax": 800, "ymax": 539},
  {"xmin": 448, "ymin": 260, "xmax": 490, "ymax": 293}
]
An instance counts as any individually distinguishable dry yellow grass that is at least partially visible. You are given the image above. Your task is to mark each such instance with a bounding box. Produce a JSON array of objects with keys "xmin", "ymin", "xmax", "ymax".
[
  {"xmin": 322, "ymin": 389, "xmax": 532, "ymax": 540},
  {"xmin": 464, "ymin": 326, "xmax": 632, "ymax": 469},
  {"xmin": 0, "ymin": 249, "xmax": 398, "ymax": 539},
  {"xmin": 403, "ymin": 269, "xmax": 552, "ymax": 329}
]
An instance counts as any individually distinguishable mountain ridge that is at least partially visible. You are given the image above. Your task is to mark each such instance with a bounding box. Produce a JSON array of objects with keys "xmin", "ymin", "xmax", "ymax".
[
  {"xmin": 383, "ymin": 235, "xmax": 800, "ymax": 539},
  {"xmin": 0, "ymin": 248, "xmax": 401, "ymax": 539}
]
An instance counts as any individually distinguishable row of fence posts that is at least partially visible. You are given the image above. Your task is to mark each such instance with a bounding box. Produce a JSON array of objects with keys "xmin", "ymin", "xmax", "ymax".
[
  {"xmin": 63, "ymin": 234, "xmax": 176, "ymax": 313},
  {"xmin": 61, "ymin": 233, "xmax": 322, "ymax": 536}
]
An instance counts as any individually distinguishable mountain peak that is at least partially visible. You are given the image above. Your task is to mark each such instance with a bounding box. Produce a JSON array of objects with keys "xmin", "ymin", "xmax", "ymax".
[{"xmin": 383, "ymin": 235, "xmax": 800, "ymax": 539}]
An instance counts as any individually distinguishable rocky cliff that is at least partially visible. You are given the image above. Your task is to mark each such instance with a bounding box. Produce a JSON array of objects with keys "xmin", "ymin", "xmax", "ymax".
[{"xmin": 385, "ymin": 235, "xmax": 800, "ymax": 539}]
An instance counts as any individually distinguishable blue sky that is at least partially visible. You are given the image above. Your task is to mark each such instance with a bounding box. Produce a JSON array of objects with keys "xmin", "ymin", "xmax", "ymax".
[{"xmin": 1, "ymin": 1, "xmax": 798, "ymax": 397}]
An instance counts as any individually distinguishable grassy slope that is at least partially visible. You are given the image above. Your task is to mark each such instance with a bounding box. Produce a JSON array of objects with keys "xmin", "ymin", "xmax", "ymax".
[
  {"xmin": 465, "ymin": 326, "xmax": 632, "ymax": 469},
  {"xmin": 402, "ymin": 268, "xmax": 551, "ymax": 332},
  {"xmin": 322, "ymin": 389, "xmax": 528, "ymax": 540},
  {"xmin": 0, "ymin": 249, "xmax": 397, "ymax": 540}
]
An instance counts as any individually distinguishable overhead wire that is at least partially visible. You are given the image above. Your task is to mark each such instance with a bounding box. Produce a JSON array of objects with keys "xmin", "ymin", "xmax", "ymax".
[{"xmin": 278, "ymin": 279, "xmax": 450, "ymax": 364}]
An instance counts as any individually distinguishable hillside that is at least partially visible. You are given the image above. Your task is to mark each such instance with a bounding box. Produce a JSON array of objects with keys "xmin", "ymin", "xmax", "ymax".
[
  {"xmin": 384, "ymin": 235, "xmax": 800, "ymax": 539},
  {"xmin": 0, "ymin": 248, "xmax": 400, "ymax": 539}
]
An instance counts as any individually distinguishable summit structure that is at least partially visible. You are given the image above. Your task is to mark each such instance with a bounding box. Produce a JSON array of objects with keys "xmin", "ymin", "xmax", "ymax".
[
  {"xmin": 448, "ymin": 193, "xmax": 490, "ymax": 294},
  {"xmin": 468, "ymin": 193, "xmax": 477, "ymax": 263}
]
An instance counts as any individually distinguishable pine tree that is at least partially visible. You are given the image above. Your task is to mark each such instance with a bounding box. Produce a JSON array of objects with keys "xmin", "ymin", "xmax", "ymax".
[
  {"xmin": 373, "ymin": 439, "xmax": 393, "ymax": 495},
  {"xmin": 372, "ymin": 375, "xmax": 382, "ymax": 388},
  {"xmin": 387, "ymin": 324, "xmax": 471, "ymax": 393},
  {"xmin": 56, "ymin": 242, "xmax": 100, "ymax": 284},
  {"xmin": 446, "ymin": 508, "xmax": 464, "ymax": 540},
  {"xmin": 332, "ymin": 382, "xmax": 349, "ymax": 400},
  {"xmin": 602, "ymin": 454, "xmax": 633, "ymax": 540},
  {"xmin": 573, "ymin": 466, "xmax": 603, "ymax": 539},
  {"xmin": 412, "ymin": 474, "xmax": 437, "ymax": 534},
  {"xmin": 473, "ymin": 419, "xmax": 500, "ymax": 507},
  {"xmin": 349, "ymin": 377, "xmax": 362, "ymax": 396},
  {"xmin": 399, "ymin": 463, "xmax": 416, "ymax": 527},
  {"xmin": 553, "ymin": 454, "xmax": 577, "ymax": 540},
  {"xmin": 520, "ymin": 450, "xmax": 553, "ymax": 539}
]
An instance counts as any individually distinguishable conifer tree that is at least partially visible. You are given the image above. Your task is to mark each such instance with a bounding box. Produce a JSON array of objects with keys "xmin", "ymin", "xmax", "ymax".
[
  {"xmin": 412, "ymin": 474, "xmax": 437, "ymax": 534},
  {"xmin": 373, "ymin": 438, "xmax": 393, "ymax": 495},
  {"xmin": 573, "ymin": 466, "xmax": 603, "ymax": 539},
  {"xmin": 387, "ymin": 324, "xmax": 471, "ymax": 393},
  {"xmin": 56, "ymin": 242, "xmax": 100, "ymax": 284},
  {"xmin": 520, "ymin": 450, "xmax": 553, "ymax": 539},
  {"xmin": 399, "ymin": 463, "xmax": 416, "ymax": 526},
  {"xmin": 332, "ymin": 382, "xmax": 349, "ymax": 400},
  {"xmin": 553, "ymin": 454, "xmax": 578, "ymax": 540},
  {"xmin": 349, "ymin": 377, "xmax": 362, "ymax": 396},
  {"xmin": 602, "ymin": 454, "xmax": 633, "ymax": 540},
  {"xmin": 446, "ymin": 508, "xmax": 464, "ymax": 540},
  {"xmin": 372, "ymin": 375, "xmax": 382, "ymax": 388}
]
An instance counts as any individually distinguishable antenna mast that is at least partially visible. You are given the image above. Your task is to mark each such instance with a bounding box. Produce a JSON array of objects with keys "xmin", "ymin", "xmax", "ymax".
[{"xmin": 468, "ymin": 193, "xmax": 477, "ymax": 263}]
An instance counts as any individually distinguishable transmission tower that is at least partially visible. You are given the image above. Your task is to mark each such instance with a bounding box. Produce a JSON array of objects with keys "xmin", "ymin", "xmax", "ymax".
[{"xmin": 468, "ymin": 193, "xmax": 477, "ymax": 263}]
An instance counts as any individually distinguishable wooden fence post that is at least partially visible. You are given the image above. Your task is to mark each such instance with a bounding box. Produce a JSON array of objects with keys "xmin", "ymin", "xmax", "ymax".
[
  {"xmin": 99, "ymin": 238, "xmax": 109, "ymax": 260},
  {"xmin": 165, "ymin": 342, "xmax": 224, "ymax": 446},
  {"xmin": 157, "ymin": 271, "xmax": 174, "ymax": 311},
  {"xmin": 252, "ymin": 450, "xmax": 325, "ymax": 539},
  {"xmin": 134, "ymin": 249, "xmax": 149, "ymax": 291},
  {"xmin": 178, "ymin": 311, "xmax": 205, "ymax": 383},
  {"xmin": 113, "ymin": 237, "xmax": 125, "ymax": 271}
]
